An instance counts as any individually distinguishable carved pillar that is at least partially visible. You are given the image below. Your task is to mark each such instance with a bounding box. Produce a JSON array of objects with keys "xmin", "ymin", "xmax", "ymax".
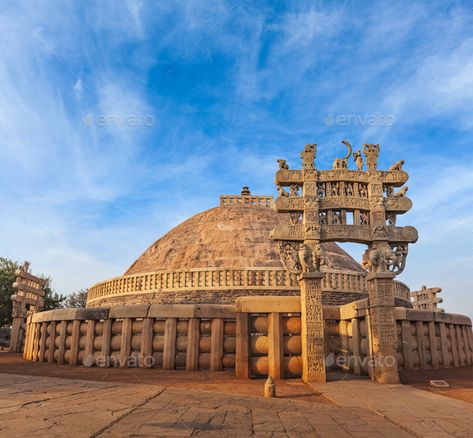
[
  {"xmin": 299, "ymin": 271, "xmax": 326, "ymax": 383},
  {"xmin": 366, "ymin": 271, "xmax": 399, "ymax": 383},
  {"xmin": 10, "ymin": 316, "xmax": 24, "ymax": 353}
]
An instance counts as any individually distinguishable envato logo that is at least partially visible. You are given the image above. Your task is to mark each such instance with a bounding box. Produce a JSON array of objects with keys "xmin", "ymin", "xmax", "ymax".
[
  {"xmin": 82, "ymin": 112, "xmax": 156, "ymax": 128},
  {"xmin": 326, "ymin": 353, "xmax": 398, "ymax": 369},
  {"xmin": 323, "ymin": 113, "xmax": 395, "ymax": 127},
  {"xmin": 83, "ymin": 354, "xmax": 155, "ymax": 368}
]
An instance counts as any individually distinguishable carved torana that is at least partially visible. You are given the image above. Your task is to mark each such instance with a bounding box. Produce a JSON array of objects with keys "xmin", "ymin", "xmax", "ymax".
[
  {"xmin": 10, "ymin": 262, "xmax": 46, "ymax": 353},
  {"xmin": 411, "ymin": 285, "xmax": 444, "ymax": 312},
  {"xmin": 271, "ymin": 140, "xmax": 417, "ymax": 384}
]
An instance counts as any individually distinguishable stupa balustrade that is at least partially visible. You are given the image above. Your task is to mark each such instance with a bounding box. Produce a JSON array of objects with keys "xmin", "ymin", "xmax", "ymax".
[
  {"xmin": 86, "ymin": 267, "xmax": 411, "ymax": 306},
  {"xmin": 23, "ymin": 297, "xmax": 473, "ymax": 377},
  {"xmin": 220, "ymin": 194, "xmax": 273, "ymax": 208}
]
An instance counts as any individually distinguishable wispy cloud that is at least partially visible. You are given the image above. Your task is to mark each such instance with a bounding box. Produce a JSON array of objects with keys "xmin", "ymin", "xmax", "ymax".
[{"xmin": 0, "ymin": 1, "xmax": 472, "ymax": 319}]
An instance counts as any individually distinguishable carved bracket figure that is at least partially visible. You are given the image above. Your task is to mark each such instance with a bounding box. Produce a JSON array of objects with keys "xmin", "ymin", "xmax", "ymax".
[
  {"xmin": 297, "ymin": 243, "xmax": 325, "ymax": 273},
  {"xmin": 279, "ymin": 241, "xmax": 302, "ymax": 273}
]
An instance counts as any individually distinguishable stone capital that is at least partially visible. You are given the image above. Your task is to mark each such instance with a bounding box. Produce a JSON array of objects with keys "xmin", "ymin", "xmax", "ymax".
[{"xmin": 366, "ymin": 272, "xmax": 396, "ymax": 281}]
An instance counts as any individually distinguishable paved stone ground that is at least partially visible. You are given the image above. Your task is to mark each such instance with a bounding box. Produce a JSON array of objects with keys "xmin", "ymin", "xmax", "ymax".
[
  {"xmin": 313, "ymin": 380, "xmax": 473, "ymax": 438},
  {"xmin": 1, "ymin": 353, "xmax": 472, "ymax": 437},
  {"xmin": 0, "ymin": 373, "xmax": 415, "ymax": 437}
]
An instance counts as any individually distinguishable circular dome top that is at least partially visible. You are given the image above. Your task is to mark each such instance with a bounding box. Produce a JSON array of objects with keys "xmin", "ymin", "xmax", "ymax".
[{"xmin": 125, "ymin": 204, "xmax": 364, "ymax": 275}]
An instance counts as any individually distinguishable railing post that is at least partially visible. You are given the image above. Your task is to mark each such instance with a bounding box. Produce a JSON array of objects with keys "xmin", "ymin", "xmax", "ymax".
[{"xmin": 236, "ymin": 313, "xmax": 250, "ymax": 379}]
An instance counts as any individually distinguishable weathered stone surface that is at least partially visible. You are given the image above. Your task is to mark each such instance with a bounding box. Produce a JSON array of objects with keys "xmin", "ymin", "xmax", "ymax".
[
  {"xmin": 235, "ymin": 296, "xmax": 300, "ymax": 313},
  {"xmin": 109, "ymin": 304, "xmax": 149, "ymax": 319},
  {"xmin": 125, "ymin": 204, "xmax": 364, "ymax": 275}
]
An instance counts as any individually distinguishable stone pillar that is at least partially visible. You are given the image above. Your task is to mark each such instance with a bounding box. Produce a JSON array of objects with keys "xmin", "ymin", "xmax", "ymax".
[
  {"xmin": 366, "ymin": 272, "xmax": 399, "ymax": 384},
  {"xmin": 9, "ymin": 317, "xmax": 23, "ymax": 353},
  {"xmin": 235, "ymin": 313, "xmax": 250, "ymax": 379},
  {"xmin": 299, "ymin": 272, "xmax": 326, "ymax": 383}
]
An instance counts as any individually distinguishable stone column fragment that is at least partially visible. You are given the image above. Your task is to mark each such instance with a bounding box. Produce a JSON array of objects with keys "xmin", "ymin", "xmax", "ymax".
[
  {"xmin": 299, "ymin": 272, "xmax": 326, "ymax": 383},
  {"xmin": 367, "ymin": 272, "xmax": 399, "ymax": 384}
]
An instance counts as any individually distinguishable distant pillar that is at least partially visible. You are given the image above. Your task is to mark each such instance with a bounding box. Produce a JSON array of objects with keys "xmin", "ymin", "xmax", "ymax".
[
  {"xmin": 366, "ymin": 272, "xmax": 399, "ymax": 383},
  {"xmin": 10, "ymin": 316, "xmax": 24, "ymax": 353},
  {"xmin": 299, "ymin": 272, "xmax": 326, "ymax": 383}
]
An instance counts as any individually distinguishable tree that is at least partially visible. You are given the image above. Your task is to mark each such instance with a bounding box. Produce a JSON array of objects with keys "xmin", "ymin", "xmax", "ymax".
[
  {"xmin": 63, "ymin": 289, "xmax": 88, "ymax": 308},
  {"xmin": 0, "ymin": 257, "xmax": 65, "ymax": 327},
  {"xmin": 42, "ymin": 281, "xmax": 66, "ymax": 311},
  {"xmin": 0, "ymin": 258, "xmax": 17, "ymax": 328}
]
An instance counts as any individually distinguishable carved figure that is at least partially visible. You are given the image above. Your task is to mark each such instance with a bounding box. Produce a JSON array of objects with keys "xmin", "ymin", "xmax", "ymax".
[
  {"xmin": 389, "ymin": 245, "xmax": 408, "ymax": 274},
  {"xmin": 385, "ymin": 186, "xmax": 394, "ymax": 197},
  {"xmin": 279, "ymin": 242, "xmax": 301, "ymax": 272},
  {"xmin": 333, "ymin": 140, "xmax": 352, "ymax": 169},
  {"xmin": 290, "ymin": 212, "xmax": 301, "ymax": 225},
  {"xmin": 361, "ymin": 249, "xmax": 372, "ymax": 271},
  {"xmin": 317, "ymin": 183, "xmax": 325, "ymax": 198},
  {"xmin": 319, "ymin": 212, "xmax": 327, "ymax": 224},
  {"xmin": 353, "ymin": 150, "xmax": 363, "ymax": 171},
  {"xmin": 332, "ymin": 211, "xmax": 341, "ymax": 225},
  {"xmin": 300, "ymin": 144, "xmax": 317, "ymax": 170},
  {"xmin": 363, "ymin": 143, "xmax": 380, "ymax": 172},
  {"xmin": 345, "ymin": 183, "xmax": 353, "ymax": 196},
  {"xmin": 277, "ymin": 185, "xmax": 289, "ymax": 197},
  {"xmin": 386, "ymin": 213, "xmax": 396, "ymax": 227},
  {"xmin": 290, "ymin": 184, "xmax": 300, "ymax": 197},
  {"xmin": 330, "ymin": 182, "xmax": 339, "ymax": 196},
  {"xmin": 393, "ymin": 186, "xmax": 408, "ymax": 198},
  {"xmin": 359, "ymin": 184, "xmax": 368, "ymax": 198},
  {"xmin": 277, "ymin": 159, "xmax": 289, "ymax": 170},
  {"xmin": 312, "ymin": 244, "xmax": 326, "ymax": 271},
  {"xmin": 388, "ymin": 160, "xmax": 404, "ymax": 172},
  {"xmin": 362, "ymin": 245, "xmax": 397, "ymax": 273},
  {"xmin": 360, "ymin": 211, "xmax": 369, "ymax": 225},
  {"xmin": 373, "ymin": 225, "xmax": 390, "ymax": 239},
  {"xmin": 299, "ymin": 244, "xmax": 313, "ymax": 273}
]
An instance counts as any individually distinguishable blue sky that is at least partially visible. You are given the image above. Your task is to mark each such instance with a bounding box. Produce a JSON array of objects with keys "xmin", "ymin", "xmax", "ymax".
[{"xmin": 1, "ymin": 1, "xmax": 472, "ymax": 318}]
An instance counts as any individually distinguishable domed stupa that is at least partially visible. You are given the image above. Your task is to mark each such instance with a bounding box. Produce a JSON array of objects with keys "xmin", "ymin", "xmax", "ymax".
[{"xmin": 86, "ymin": 187, "xmax": 411, "ymax": 307}]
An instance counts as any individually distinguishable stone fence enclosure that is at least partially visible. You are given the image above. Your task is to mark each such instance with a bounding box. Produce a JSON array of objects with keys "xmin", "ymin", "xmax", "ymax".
[{"xmin": 23, "ymin": 298, "xmax": 473, "ymax": 379}]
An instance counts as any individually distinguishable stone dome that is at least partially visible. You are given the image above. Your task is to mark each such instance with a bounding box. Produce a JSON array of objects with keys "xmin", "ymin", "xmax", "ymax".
[
  {"xmin": 87, "ymin": 190, "xmax": 415, "ymax": 308},
  {"xmin": 125, "ymin": 204, "xmax": 364, "ymax": 275}
]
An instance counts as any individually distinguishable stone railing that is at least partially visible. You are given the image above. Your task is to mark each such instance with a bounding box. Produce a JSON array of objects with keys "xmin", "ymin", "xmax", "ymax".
[
  {"xmin": 234, "ymin": 297, "xmax": 473, "ymax": 379},
  {"xmin": 23, "ymin": 304, "xmax": 236, "ymax": 371},
  {"xmin": 23, "ymin": 298, "xmax": 472, "ymax": 378},
  {"xmin": 87, "ymin": 268, "xmax": 410, "ymax": 306},
  {"xmin": 235, "ymin": 297, "xmax": 341, "ymax": 379},
  {"xmin": 337, "ymin": 299, "xmax": 473, "ymax": 375},
  {"xmin": 220, "ymin": 195, "xmax": 273, "ymax": 207}
]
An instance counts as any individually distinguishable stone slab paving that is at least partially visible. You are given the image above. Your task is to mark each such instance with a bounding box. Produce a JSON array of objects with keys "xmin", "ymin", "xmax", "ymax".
[
  {"xmin": 312, "ymin": 380, "xmax": 473, "ymax": 438},
  {"xmin": 0, "ymin": 373, "xmax": 417, "ymax": 437}
]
